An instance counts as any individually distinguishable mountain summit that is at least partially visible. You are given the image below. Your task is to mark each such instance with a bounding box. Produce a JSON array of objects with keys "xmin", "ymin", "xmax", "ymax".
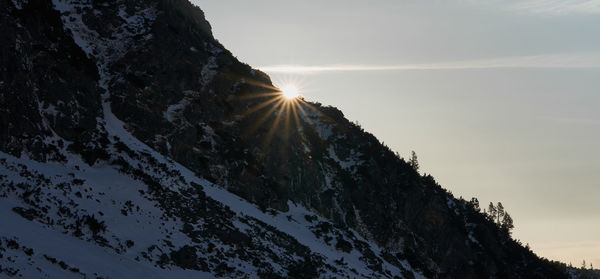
[{"xmin": 0, "ymin": 0, "xmax": 597, "ymax": 278}]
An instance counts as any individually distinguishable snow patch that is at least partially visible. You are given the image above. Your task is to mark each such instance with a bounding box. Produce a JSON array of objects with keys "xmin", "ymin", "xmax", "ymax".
[
  {"xmin": 11, "ymin": 0, "xmax": 28, "ymax": 10},
  {"xmin": 327, "ymin": 145, "xmax": 363, "ymax": 173}
]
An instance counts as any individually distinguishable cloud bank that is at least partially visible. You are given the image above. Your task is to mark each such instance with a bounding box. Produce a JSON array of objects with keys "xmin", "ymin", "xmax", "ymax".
[{"xmin": 259, "ymin": 53, "xmax": 600, "ymax": 73}]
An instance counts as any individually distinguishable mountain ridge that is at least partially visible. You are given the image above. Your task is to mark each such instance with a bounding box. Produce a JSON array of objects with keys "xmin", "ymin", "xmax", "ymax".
[{"xmin": 1, "ymin": 0, "xmax": 598, "ymax": 278}]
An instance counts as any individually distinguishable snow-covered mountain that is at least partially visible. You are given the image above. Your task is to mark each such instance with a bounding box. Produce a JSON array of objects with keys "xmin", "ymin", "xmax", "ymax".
[{"xmin": 1, "ymin": 0, "xmax": 598, "ymax": 278}]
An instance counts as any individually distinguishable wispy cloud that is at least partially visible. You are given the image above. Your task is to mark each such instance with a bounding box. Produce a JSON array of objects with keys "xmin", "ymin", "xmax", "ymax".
[
  {"xmin": 508, "ymin": 0, "xmax": 600, "ymax": 15},
  {"xmin": 259, "ymin": 53, "xmax": 600, "ymax": 73}
]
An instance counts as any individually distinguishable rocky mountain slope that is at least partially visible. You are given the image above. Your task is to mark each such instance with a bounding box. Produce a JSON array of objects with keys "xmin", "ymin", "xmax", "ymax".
[{"xmin": 1, "ymin": 0, "xmax": 598, "ymax": 278}]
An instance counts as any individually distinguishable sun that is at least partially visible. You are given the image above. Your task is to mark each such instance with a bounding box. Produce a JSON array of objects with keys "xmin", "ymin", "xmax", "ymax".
[{"xmin": 281, "ymin": 84, "xmax": 300, "ymax": 100}]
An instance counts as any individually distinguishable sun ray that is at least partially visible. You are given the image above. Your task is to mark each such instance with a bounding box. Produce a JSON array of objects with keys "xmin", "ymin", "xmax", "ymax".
[
  {"xmin": 241, "ymin": 98, "xmax": 286, "ymax": 139},
  {"xmin": 295, "ymin": 100, "xmax": 314, "ymax": 125},
  {"xmin": 283, "ymin": 99, "xmax": 293, "ymax": 136},
  {"xmin": 238, "ymin": 77, "xmax": 280, "ymax": 90},
  {"xmin": 262, "ymin": 101, "xmax": 287, "ymax": 149},
  {"xmin": 297, "ymin": 98, "xmax": 337, "ymax": 125},
  {"xmin": 236, "ymin": 78, "xmax": 314, "ymax": 151},
  {"xmin": 239, "ymin": 95, "xmax": 283, "ymax": 118},
  {"xmin": 236, "ymin": 91, "xmax": 281, "ymax": 101},
  {"xmin": 298, "ymin": 98, "xmax": 322, "ymax": 115},
  {"xmin": 290, "ymin": 101, "xmax": 302, "ymax": 128}
]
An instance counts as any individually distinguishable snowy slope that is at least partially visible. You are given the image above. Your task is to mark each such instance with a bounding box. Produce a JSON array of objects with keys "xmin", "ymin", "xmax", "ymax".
[{"xmin": 0, "ymin": 118, "xmax": 423, "ymax": 278}]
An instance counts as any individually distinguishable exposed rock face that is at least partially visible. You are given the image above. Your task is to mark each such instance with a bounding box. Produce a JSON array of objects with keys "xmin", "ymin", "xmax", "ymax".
[
  {"xmin": 0, "ymin": 0, "xmax": 594, "ymax": 278},
  {"xmin": 1, "ymin": 0, "xmax": 105, "ymax": 163}
]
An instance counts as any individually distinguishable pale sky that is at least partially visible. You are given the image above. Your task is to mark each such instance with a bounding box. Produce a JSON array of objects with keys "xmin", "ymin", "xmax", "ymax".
[{"xmin": 194, "ymin": 0, "xmax": 600, "ymax": 267}]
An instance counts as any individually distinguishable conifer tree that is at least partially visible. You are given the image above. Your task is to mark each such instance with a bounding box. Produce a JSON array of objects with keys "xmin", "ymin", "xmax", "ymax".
[
  {"xmin": 501, "ymin": 213, "xmax": 514, "ymax": 234},
  {"xmin": 488, "ymin": 202, "xmax": 497, "ymax": 221},
  {"xmin": 409, "ymin": 151, "xmax": 419, "ymax": 172},
  {"xmin": 496, "ymin": 202, "xmax": 505, "ymax": 224}
]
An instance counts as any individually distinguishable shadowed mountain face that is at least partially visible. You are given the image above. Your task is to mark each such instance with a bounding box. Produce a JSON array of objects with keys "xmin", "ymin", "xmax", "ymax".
[{"xmin": 1, "ymin": 0, "xmax": 597, "ymax": 278}]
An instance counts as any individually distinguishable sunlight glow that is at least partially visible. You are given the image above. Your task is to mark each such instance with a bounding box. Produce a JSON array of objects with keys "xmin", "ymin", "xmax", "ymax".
[
  {"xmin": 236, "ymin": 76, "xmax": 324, "ymax": 151},
  {"xmin": 281, "ymin": 84, "xmax": 300, "ymax": 100}
]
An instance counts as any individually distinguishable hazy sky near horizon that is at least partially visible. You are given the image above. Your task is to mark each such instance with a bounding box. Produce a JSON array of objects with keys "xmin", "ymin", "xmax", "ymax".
[{"xmin": 194, "ymin": 0, "xmax": 600, "ymax": 267}]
